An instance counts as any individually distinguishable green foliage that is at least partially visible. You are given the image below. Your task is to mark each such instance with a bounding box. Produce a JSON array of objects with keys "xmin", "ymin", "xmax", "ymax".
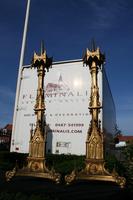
[
  {"xmin": 0, "ymin": 151, "xmax": 28, "ymax": 171},
  {"xmin": 0, "ymin": 151, "xmax": 85, "ymax": 175},
  {"xmin": 121, "ymin": 142, "xmax": 133, "ymax": 186},
  {"xmin": 46, "ymin": 154, "xmax": 85, "ymax": 174},
  {"xmin": 105, "ymin": 153, "xmax": 126, "ymax": 176},
  {"xmin": 105, "ymin": 143, "xmax": 133, "ymax": 187},
  {"xmin": 122, "ymin": 141, "xmax": 133, "ymax": 161},
  {"xmin": 105, "ymin": 154, "xmax": 117, "ymax": 172},
  {"xmin": 0, "ymin": 150, "xmax": 133, "ymax": 188}
]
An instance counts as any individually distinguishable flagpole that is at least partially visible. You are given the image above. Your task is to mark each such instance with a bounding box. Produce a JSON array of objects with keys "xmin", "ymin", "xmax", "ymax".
[
  {"xmin": 11, "ymin": 0, "xmax": 31, "ymax": 151},
  {"xmin": 19, "ymin": 0, "xmax": 31, "ymax": 68}
]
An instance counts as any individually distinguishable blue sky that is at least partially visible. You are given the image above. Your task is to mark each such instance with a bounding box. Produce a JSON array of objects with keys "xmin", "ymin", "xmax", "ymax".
[{"xmin": 0, "ymin": 0, "xmax": 133, "ymax": 135}]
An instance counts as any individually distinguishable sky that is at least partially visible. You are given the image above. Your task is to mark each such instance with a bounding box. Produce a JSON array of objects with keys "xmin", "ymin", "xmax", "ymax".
[{"xmin": 0, "ymin": 0, "xmax": 133, "ymax": 135}]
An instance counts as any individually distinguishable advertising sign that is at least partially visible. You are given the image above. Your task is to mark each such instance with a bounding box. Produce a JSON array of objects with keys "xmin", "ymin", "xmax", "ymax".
[{"xmin": 11, "ymin": 60, "xmax": 102, "ymax": 155}]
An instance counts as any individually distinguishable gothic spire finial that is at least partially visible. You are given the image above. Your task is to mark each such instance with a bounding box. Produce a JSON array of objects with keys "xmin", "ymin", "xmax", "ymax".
[
  {"xmin": 41, "ymin": 40, "xmax": 45, "ymax": 55},
  {"xmin": 91, "ymin": 38, "xmax": 96, "ymax": 51}
]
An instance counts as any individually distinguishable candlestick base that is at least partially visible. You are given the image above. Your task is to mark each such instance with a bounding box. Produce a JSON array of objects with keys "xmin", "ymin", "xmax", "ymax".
[
  {"xmin": 65, "ymin": 159, "xmax": 126, "ymax": 188},
  {"xmin": 5, "ymin": 158, "xmax": 61, "ymax": 184}
]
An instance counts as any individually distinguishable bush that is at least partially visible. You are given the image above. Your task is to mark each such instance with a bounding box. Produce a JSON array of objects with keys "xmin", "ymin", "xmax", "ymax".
[
  {"xmin": 0, "ymin": 151, "xmax": 28, "ymax": 171},
  {"xmin": 46, "ymin": 154, "xmax": 85, "ymax": 174}
]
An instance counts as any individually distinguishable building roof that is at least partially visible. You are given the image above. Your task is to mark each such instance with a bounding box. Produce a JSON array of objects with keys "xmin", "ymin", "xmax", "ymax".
[
  {"xmin": 118, "ymin": 135, "xmax": 133, "ymax": 142},
  {"xmin": 4, "ymin": 124, "xmax": 12, "ymax": 131}
]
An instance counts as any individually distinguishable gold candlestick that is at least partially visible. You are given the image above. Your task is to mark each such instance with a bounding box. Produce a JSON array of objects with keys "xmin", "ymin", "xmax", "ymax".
[
  {"xmin": 5, "ymin": 44, "xmax": 61, "ymax": 184},
  {"xmin": 65, "ymin": 45, "xmax": 125, "ymax": 188}
]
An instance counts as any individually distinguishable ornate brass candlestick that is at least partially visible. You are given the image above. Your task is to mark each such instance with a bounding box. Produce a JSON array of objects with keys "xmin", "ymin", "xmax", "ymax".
[
  {"xmin": 5, "ymin": 45, "xmax": 61, "ymax": 183},
  {"xmin": 65, "ymin": 46, "xmax": 126, "ymax": 188}
]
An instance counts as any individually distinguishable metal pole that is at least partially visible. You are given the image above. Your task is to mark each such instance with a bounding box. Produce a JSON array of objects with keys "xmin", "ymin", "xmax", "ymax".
[
  {"xmin": 11, "ymin": 0, "xmax": 31, "ymax": 152},
  {"xmin": 19, "ymin": 0, "xmax": 31, "ymax": 68}
]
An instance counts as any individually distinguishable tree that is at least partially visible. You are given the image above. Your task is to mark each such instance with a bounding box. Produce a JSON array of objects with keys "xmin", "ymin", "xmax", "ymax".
[{"xmin": 122, "ymin": 141, "xmax": 133, "ymax": 186}]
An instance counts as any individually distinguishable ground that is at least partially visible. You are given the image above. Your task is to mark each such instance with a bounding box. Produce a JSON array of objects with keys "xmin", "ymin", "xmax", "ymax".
[{"xmin": 0, "ymin": 170, "xmax": 132, "ymax": 200}]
